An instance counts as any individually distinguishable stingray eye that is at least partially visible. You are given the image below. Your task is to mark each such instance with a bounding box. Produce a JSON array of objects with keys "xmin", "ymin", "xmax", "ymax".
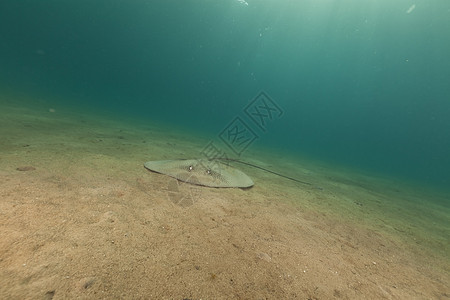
[
  {"xmin": 206, "ymin": 169, "xmax": 211, "ymax": 175},
  {"xmin": 188, "ymin": 166, "xmax": 193, "ymax": 171}
]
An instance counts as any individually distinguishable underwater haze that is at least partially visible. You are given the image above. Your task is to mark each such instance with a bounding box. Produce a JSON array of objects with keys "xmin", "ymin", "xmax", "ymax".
[{"xmin": 1, "ymin": 0, "xmax": 449, "ymax": 191}]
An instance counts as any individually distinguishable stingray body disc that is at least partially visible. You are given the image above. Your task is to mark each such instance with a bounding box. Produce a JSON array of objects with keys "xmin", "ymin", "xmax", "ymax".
[{"xmin": 144, "ymin": 159, "xmax": 254, "ymax": 188}]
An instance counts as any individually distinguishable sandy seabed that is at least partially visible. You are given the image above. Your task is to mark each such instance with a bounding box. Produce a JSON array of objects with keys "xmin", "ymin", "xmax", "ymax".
[{"xmin": 0, "ymin": 96, "xmax": 449, "ymax": 299}]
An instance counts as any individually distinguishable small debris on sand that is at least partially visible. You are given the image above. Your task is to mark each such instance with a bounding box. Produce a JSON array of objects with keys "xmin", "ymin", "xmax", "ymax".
[{"xmin": 16, "ymin": 166, "xmax": 36, "ymax": 171}]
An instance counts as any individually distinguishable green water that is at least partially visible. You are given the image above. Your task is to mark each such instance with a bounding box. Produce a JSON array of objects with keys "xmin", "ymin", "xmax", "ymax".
[{"xmin": 1, "ymin": 0, "xmax": 449, "ymax": 194}]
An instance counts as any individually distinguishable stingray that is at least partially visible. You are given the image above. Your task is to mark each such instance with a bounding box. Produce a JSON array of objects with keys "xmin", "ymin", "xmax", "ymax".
[
  {"xmin": 144, "ymin": 159, "xmax": 254, "ymax": 188},
  {"xmin": 144, "ymin": 158, "xmax": 318, "ymax": 189}
]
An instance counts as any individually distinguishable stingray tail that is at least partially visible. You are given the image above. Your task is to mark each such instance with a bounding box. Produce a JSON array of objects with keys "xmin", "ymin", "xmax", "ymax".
[{"xmin": 217, "ymin": 158, "xmax": 314, "ymax": 186}]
